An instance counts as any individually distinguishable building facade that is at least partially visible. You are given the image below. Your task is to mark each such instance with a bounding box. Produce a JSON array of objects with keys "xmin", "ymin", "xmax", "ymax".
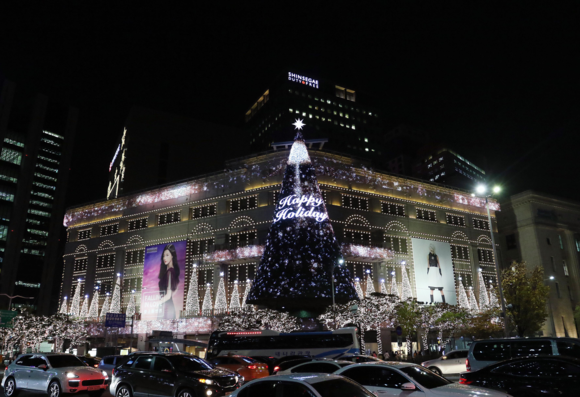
[
  {"xmin": 0, "ymin": 79, "xmax": 78, "ymax": 313},
  {"xmin": 245, "ymin": 71, "xmax": 385, "ymax": 163},
  {"xmin": 62, "ymin": 144, "xmax": 501, "ymax": 346},
  {"xmin": 497, "ymin": 190, "xmax": 580, "ymax": 338}
]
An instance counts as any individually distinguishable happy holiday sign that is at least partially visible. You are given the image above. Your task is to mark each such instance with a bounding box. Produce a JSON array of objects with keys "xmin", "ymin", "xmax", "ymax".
[{"xmin": 274, "ymin": 194, "xmax": 328, "ymax": 222}]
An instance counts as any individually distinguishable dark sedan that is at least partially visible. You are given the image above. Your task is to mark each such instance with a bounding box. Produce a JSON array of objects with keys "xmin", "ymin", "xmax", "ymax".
[
  {"xmin": 459, "ymin": 355, "xmax": 580, "ymax": 396},
  {"xmin": 110, "ymin": 353, "xmax": 242, "ymax": 397}
]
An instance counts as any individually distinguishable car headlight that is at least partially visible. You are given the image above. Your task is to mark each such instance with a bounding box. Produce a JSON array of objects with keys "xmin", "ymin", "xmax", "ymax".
[
  {"xmin": 66, "ymin": 373, "xmax": 79, "ymax": 379},
  {"xmin": 235, "ymin": 376, "xmax": 238, "ymax": 383},
  {"xmin": 199, "ymin": 379, "xmax": 213, "ymax": 385},
  {"xmin": 102, "ymin": 371, "xmax": 108, "ymax": 378}
]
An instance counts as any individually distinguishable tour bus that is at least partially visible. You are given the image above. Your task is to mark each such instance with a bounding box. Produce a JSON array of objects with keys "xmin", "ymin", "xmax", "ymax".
[{"xmin": 206, "ymin": 327, "xmax": 360, "ymax": 361}]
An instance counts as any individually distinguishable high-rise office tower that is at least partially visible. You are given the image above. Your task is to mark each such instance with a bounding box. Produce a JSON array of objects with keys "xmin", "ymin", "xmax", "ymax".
[
  {"xmin": 245, "ymin": 71, "xmax": 384, "ymax": 162},
  {"xmin": 0, "ymin": 79, "xmax": 78, "ymax": 313}
]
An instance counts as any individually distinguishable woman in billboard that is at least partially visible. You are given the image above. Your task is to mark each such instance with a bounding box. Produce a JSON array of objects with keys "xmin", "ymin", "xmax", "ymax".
[
  {"xmin": 427, "ymin": 243, "xmax": 445, "ymax": 303},
  {"xmin": 158, "ymin": 244, "xmax": 181, "ymax": 319}
]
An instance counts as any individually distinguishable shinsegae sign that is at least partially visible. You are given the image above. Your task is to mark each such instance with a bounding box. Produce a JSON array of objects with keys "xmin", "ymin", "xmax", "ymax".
[
  {"xmin": 274, "ymin": 194, "xmax": 328, "ymax": 222},
  {"xmin": 288, "ymin": 72, "xmax": 319, "ymax": 89}
]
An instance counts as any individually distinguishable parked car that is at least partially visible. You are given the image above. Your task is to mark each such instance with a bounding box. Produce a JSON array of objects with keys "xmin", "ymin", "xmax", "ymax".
[
  {"xmin": 209, "ymin": 355, "xmax": 269, "ymax": 381},
  {"xmin": 272, "ymin": 358, "xmax": 315, "ymax": 374},
  {"xmin": 229, "ymin": 374, "xmax": 375, "ymax": 397},
  {"xmin": 277, "ymin": 359, "xmax": 353, "ymax": 375},
  {"xmin": 77, "ymin": 356, "xmax": 101, "ymax": 368},
  {"xmin": 460, "ymin": 356, "xmax": 580, "ymax": 396},
  {"xmin": 98, "ymin": 355, "xmax": 127, "ymax": 378},
  {"xmin": 250, "ymin": 356, "xmax": 276, "ymax": 374},
  {"xmin": 335, "ymin": 362, "xmax": 511, "ymax": 397},
  {"xmin": 467, "ymin": 337, "xmax": 580, "ymax": 371},
  {"xmin": 421, "ymin": 350, "xmax": 469, "ymax": 375},
  {"xmin": 2, "ymin": 353, "xmax": 109, "ymax": 397},
  {"xmin": 271, "ymin": 355, "xmax": 312, "ymax": 373},
  {"xmin": 110, "ymin": 353, "xmax": 242, "ymax": 397},
  {"xmin": 336, "ymin": 354, "xmax": 382, "ymax": 364}
]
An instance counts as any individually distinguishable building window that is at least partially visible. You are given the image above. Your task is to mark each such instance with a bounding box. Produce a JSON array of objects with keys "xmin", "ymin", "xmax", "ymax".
[
  {"xmin": 381, "ymin": 202, "xmax": 405, "ymax": 217},
  {"xmin": 477, "ymin": 248, "xmax": 494, "ymax": 263},
  {"xmin": 190, "ymin": 238, "xmax": 214, "ymax": 256},
  {"xmin": 97, "ymin": 253, "xmax": 115, "ymax": 270},
  {"xmin": 472, "ymin": 218, "xmax": 490, "ymax": 230},
  {"xmin": 73, "ymin": 257, "xmax": 88, "ymax": 272},
  {"xmin": 346, "ymin": 89, "xmax": 356, "ymax": 102},
  {"xmin": 229, "ymin": 231, "xmax": 257, "ymax": 248},
  {"xmin": 100, "ymin": 223, "xmax": 119, "ymax": 236},
  {"xmin": 446, "ymin": 214, "xmax": 466, "ymax": 227},
  {"xmin": 345, "ymin": 229, "xmax": 371, "ymax": 246},
  {"xmin": 563, "ymin": 260, "xmax": 569, "ymax": 276},
  {"xmin": 335, "ymin": 86, "xmax": 346, "ymax": 99},
  {"xmin": 128, "ymin": 217, "xmax": 148, "ymax": 231},
  {"xmin": 125, "ymin": 250, "xmax": 144, "ymax": 265},
  {"xmin": 451, "ymin": 245, "xmax": 469, "ymax": 260},
  {"xmin": 559, "ymin": 235, "xmax": 564, "ymax": 249},
  {"xmin": 416, "ymin": 208, "xmax": 437, "ymax": 222},
  {"xmin": 506, "ymin": 234, "xmax": 517, "ymax": 250},
  {"xmin": 229, "ymin": 196, "xmax": 258, "ymax": 213},
  {"xmin": 78, "ymin": 229, "xmax": 91, "ymax": 240},
  {"xmin": 342, "ymin": 195, "xmax": 369, "ymax": 211},
  {"xmin": 556, "ymin": 282, "xmax": 561, "ymax": 298},
  {"xmin": 0, "ymin": 147, "xmax": 22, "ymax": 165},
  {"xmin": 191, "ymin": 203, "xmax": 217, "ymax": 219},
  {"xmin": 384, "ymin": 236, "xmax": 408, "ymax": 253},
  {"xmin": 158, "ymin": 211, "xmax": 181, "ymax": 226}
]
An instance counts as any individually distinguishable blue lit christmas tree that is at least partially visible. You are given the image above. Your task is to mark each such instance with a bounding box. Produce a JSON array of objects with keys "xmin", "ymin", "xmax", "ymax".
[{"xmin": 247, "ymin": 120, "xmax": 358, "ymax": 313}]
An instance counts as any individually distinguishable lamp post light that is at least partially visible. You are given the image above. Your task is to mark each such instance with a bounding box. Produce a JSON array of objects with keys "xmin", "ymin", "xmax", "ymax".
[{"xmin": 473, "ymin": 184, "xmax": 508, "ymax": 336}]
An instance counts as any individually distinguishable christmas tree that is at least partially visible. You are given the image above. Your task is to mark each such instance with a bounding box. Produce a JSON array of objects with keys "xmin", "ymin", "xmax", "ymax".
[
  {"xmin": 126, "ymin": 292, "xmax": 136, "ymax": 317},
  {"xmin": 88, "ymin": 291, "xmax": 99, "ymax": 318},
  {"xmin": 354, "ymin": 278, "xmax": 364, "ymax": 299},
  {"xmin": 365, "ymin": 271, "xmax": 375, "ymax": 296},
  {"xmin": 70, "ymin": 279, "xmax": 82, "ymax": 317},
  {"xmin": 185, "ymin": 264, "xmax": 200, "ymax": 316},
  {"xmin": 489, "ymin": 285, "xmax": 498, "ymax": 307},
  {"xmin": 241, "ymin": 279, "xmax": 251, "ymax": 309},
  {"xmin": 202, "ymin": 284, "xmax": 213, "ymax": 316},
  {"xmin": 401, "ymin": 265, "xmax": 413, "ymax": 301},
  {"xmin": 59, "ymin": 297, "xmax": 68, "ymax": 314},
  {"xmin": 468, "ymin": 287, "xmax": 479, "ymax": 313},
  {"xmin": 380, "ymin": 279, "xmax": 388, "ymax": 294},
  {"xmin": 100, "ymin": 294, "xmax": 110, "ymax": 321},
  {"xmin": 215, "ymin": 272, "xmax": 228, "ymax": 314},
  {"xmin": 457, "ymin": 277, "xmax": 470, "ymax": 310},
  {"xmin": 79, "ymin": 295, "xmax": 89, "ymax": 318},
  {"xmin": 478, "ymin": 270, "xmax": 490, "ymax": 310},
  {"xmin": 109, "ymin": 275, "xmax": 121, "ymax": 314},
  {"xmin": 246, "ymin": 121, "xmax": 358, "ymax": 311},
  {"xmin": 390, "ymin": 273, "xmax": 399, "ymax": 297},
  {"xmin": 230, "ymin": 280, "xmax": 241, "ymax": 311}
]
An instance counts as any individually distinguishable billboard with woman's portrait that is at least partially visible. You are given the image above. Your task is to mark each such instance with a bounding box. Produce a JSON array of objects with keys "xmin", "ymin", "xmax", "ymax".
[
  {"xmin": 411, "ymin": 238, "xmax": 457, "ymax": 305},
  {"xmin": 140, "ymin": 240, "xmax": 187, "ymax": 320}
]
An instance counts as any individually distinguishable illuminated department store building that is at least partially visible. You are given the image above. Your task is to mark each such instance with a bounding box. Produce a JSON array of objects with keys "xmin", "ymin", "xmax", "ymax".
[{"xmin": 61, "ymin": 145, "xmax": 500, "ymax": 351}]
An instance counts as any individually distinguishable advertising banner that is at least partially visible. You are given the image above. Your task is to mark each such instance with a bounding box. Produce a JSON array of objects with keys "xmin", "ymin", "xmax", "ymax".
[
  {"xmin": 411, "ymin": 238, "xmax": 457, "ymax": 305},
  {"xmin": 140, "ymin": 240, "xmax": 187, "ymax": 320}
]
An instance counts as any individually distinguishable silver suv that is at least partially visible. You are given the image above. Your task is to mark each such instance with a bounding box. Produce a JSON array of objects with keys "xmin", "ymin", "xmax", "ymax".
[
  {"xmin": 2, "ymin": 353, "xmax": 109, "ymax": 397},
  {"xmin": 421, "ymin": 350, "xmax": 468, "ymax": 375}
]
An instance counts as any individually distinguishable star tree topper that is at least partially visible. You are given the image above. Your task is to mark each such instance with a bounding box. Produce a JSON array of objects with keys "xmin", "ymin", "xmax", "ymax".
[{"xmin": 293, "ymin": 118, "xmax": 305, "ymax": 130}]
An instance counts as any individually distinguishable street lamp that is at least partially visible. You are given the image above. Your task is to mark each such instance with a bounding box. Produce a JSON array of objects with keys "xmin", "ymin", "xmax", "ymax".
[
  {"xmin": 0, "ymin": 294, "xmax": 34, "ymax": 311},
  {"xmin": 473, "ymin": 184, "xmax": 508, "ymax": 336}
]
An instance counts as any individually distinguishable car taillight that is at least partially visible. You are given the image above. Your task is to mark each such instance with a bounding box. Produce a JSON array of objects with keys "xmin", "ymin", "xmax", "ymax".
[
  {"xmin": 466, "ymin": 358, "xmax": 471, "ymax": 371},
  {"xmin": 112, "ymin": 369, "xmax": 115, "ymax": 376},
  {"xmin": 247, "ymin": 365, "xmax": 257, "ymax": 369},
  {"xmin": 273, "ymin": 366, "xmax": 280, "ymax": 373},
  {"xmin": 263, "ymin": 364, "xmax": 268, "ymax": 369},
  {"xmin": 459, "ymin": 377, "xmax": 473, "ymax": 385},
  {"xmin": 94, "ymin": 364, "xmax": 98, "ymax": 368}
]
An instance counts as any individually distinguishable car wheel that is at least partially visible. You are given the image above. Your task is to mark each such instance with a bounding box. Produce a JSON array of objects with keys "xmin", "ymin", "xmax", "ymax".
[
  {"xmin": 4, "ymin": 377, "xmax": 18, "ymax": 397},
  {"xmin": 116, "ymin": 385, "xmax": 132, "ymax": 397},
  {"xmin": 48, "ymin": 380, "xmax": 62, "ymax": 397},
  {"xmin": 428, "ymin": 366, "xmax": 442, "ymax": 376},
  {"xmin": 177, "ymin": 388, "xmax": 195, "ymax": 397}
]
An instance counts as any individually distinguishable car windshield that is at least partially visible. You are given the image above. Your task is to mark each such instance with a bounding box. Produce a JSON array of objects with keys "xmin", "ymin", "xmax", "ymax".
[
  {"xmin": 47, "ymin": 356, "xmax": 85, "ymax": 368},
  {"xmin": 239, "ymin": 357, "xmax": 258, "ymax": 364},
  {"xmin": 311, "ymin": 378, "xmax": 375, "ymax": 397},
  {"xmin": 167, "ymin": 356, "xmax": 214, "ymax": 371},
  {"xmin": 399, "ymin": 365, "xmax": 452, "ymax": 389}
]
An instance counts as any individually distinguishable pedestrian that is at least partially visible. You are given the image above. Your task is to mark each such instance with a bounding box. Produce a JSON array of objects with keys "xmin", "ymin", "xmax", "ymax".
[{"xmin": 372, "ymin": 351, "xmax": 377, "ymax": 358}]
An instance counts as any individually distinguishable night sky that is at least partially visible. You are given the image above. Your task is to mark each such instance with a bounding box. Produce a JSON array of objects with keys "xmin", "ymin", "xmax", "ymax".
[{"xmin": 1, "ymin": 3, "xmax": 578, "ymax": 207}]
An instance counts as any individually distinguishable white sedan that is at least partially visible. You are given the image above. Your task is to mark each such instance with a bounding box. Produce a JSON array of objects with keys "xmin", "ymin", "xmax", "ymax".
[
  {"xmin": 334, "ymin": 362, "xmax": 511, "ymax": 397},
  {"xmin": 229, "ymin": 373, "xmax": 375, "ymax": 397}
]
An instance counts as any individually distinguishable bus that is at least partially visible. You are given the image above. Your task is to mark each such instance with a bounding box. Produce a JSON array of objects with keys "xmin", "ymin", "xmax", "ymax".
[{"xmin": 206, "ymin": 328, "xmax": 360, "ymax": 360}]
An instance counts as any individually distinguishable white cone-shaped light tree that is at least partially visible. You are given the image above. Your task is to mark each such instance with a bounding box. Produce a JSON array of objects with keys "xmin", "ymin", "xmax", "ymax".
[
  {"xmin": 185, "ymin": 264, "xmax": 200, "ymax": 316},
  {"xmin": 468, "ymin": 287, "xmax": 479, "ymax": 313},
  {"xmin": 202, "ymin": 284, "xmax": 213, "ymax": 316},
  {"xmin": 126, "ymin": 292, "xmax": 136, "ymax": 318},
  {"xmin": 241, "ymin": 279, "xmax": 251, "ymax": 309},
  {"xmin": 109, "ymin": 275, "xmax": 122, "ymax": 314},
  {"xmin": 478, "ymin": 270, "xmax": 490, "ymax": 310},
  {"xmin": 391, "ymin": 273, "xmax": 399, "ymax": 297},
  {"xmin": 355, "ymin": 278, "xmax": 364, "ymax": 299},
  {"xmin": 215, "ymin": 272, "xmax": 228, "ymax": 314},
  {"xmin": 70, "ymin": 279, "xmax": 82, "ymax": 317},
  {"xmin": 59, "ymin": 297, "xmax": 69, "ymax": 314},
  {"xmin": 88, "ymin": 291, "xmax": 99, "ymax": 318},
  {"xmin": 457, "ymin": 278, "xmax": 470, "ymax": 310},
  {"xmin": 230, "ymin": 281, "xmax": 240, "ymax": 312},
  {"xmin": 489, "ymin": 285, "xmax": 498, "ymax": 307},
  {"xmin": 401, "ymin": 265, "xmax": 413, "ymax": 301},
  {"xmin": 100, "ymin": 294, "xmax": 110, "ymax": 321},
  {"xmin": 365, "ymin": 271, "xmax": 375, "ymax": 296},
  {"xmin": 380, "ymin": 279, "xmax": 388, "ymax": 294},
  {"xmin": 80, "ymin": 295, "xmax": 89, "ymax": 318}
]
